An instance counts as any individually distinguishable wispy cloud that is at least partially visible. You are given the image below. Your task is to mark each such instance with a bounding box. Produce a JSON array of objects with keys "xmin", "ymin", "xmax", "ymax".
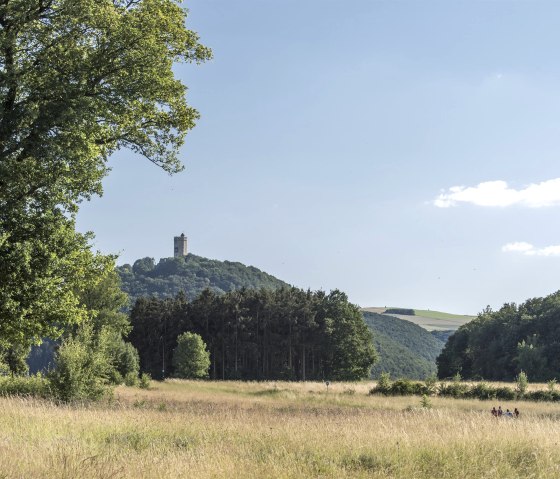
[
  {"xmin": 434, "ymin": 178, "xmax": 560, "ymax": 208},
  {"xmin": 502, "ymin": 242, "xmax": 560, "ymax": 257}
]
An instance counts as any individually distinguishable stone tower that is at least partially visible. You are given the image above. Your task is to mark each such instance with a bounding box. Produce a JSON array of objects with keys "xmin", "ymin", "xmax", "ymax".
[{"xmin": 174, "ymin": 233, "xmax": 188, "ymax": 257}]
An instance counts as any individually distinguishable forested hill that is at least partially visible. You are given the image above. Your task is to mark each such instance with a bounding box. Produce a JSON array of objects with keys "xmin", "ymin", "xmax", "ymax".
[
  {"xmin": 117, "ymin": 255, "xmax": 289, "ymax": 304},
  {"xmin": 363, "ymin": 311, "xmax": 446, "ymax": 379}
]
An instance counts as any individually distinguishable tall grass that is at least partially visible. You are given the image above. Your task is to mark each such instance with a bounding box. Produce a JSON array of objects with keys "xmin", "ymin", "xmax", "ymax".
[{"xmin": 1, "ymin": 380, "xmax": 560, "ymax": 478}]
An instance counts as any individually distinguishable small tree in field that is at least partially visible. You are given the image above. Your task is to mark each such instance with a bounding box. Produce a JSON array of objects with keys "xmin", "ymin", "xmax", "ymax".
[
  {"xmin": 172, "ymin": 333, "xmax": 210, "ymax": 379},
  {"xmin": 516, "ymin": 371, "xmax": 529, "ymax": 396}
]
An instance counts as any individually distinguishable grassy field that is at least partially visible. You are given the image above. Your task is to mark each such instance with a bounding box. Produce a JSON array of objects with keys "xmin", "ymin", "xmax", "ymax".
[
  {"xmin": 363, "ymin": 307, "xmax": 475, "ymax": 331},
  {"xmin": 2, "ymin": 380, "xmax": 560, "ymax": 478}
]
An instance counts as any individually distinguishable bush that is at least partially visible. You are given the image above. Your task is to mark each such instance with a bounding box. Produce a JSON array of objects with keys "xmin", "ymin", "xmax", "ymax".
[
  {"xmin": 139, "ymin": 373, "xmax": 151, "ymax": 389},
  {"xmin": 0, "ymin": 375, "xmax": 50, "ymax": 398},
  {"xmin": 467, "ymin": 383, "xmax": 496, "ymax": 400},
  {"xmin": 424, "ymin": 374, "xmax": 438, "ymax": 395},
  {"xmin": 516, "ymin": 371, "xmax": 529, "ymax": 396},
  {"xmin": 387, "ymin": 379, "xmax": 428, "ymax": 396},
  {"xmin": 172, "ymin": 332, "xmax": 210, "ymax": 379},
  {"xmin": 48, "ymin": 327, "xmax": 112, "ymax": 402},
  {"xmin": 438, "ymin": 382, "xmax": 469, "ymax": 398},
  {"xmin": 375, "ymin": 372, "xmax": 391, "ymax": 393},
  {"xmin": 124, "ymin": 372, "xmax": 139, "ymax": 387},
  {"xmin": 524, "ymin": 390, "xmax": 549, "ymax": 401},
  {"xmin": 494, "ymin": 386, "xmax": 516, "ymax": 400}
]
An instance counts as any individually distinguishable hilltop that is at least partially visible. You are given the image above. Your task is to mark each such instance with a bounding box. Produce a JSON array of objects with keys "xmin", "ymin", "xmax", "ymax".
[
  {"xmin": 363, "ymin": 311, "xmax": 446, "ymax": 379},
  {"xmin": 363, "ymin": 307, "xmax": 474, "ymax": 331},
  {"xmin": 117, "ymin": 254, "xmax": 290, "ymax": 305}
]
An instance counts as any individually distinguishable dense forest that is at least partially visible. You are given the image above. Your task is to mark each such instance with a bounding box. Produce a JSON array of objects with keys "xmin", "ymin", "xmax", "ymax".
[
  {"xmin": 363, "ymin": 312, "xmax": 445, "ymax": 379},
  {"xmin": 129, "ymin": 287, "xmax": 377, "ymax": 381},
  {"xmin": 118, "ymin": 255, "xmax": 289, "ymax": 304},
  {"xmin": 437, "ymin": 290, "xmax": 560, "ymax": 381}
]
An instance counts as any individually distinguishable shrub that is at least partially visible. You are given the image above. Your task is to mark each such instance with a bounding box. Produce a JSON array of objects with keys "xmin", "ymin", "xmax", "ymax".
[
  {"xmin": 139, "ymin": 373, "xmax": 151, "ymax": 389},
  {"xmin": 494, "ymin": 387, "xmax": 516, "ymax": 400},
  {"xmin": 467, "ymin": 382, "xmax": 496, "ymax": 400},
  {"xmin": 124, "ymin": 372, "xmax": 139, "ymax": 387},
  {"xmin": 172, "ymin": 332, "xmax": 210, "ymax": 379},
  {"xmin": 548, "ymin": 379, "xmax": 557, "ymax": 392},
  {"xmin": 438, "ymin": 382, "xmax": 469, "ymax": 398},
  {"xmin": 375, "ymin": 372, "xmax": 391, "ymax": 393},
  {"xmin": 424, "ymin": 374, "xmax": 438, "ymax": 395},
  {"xmin": 387, "ymin": 379, "xmax": 428, "ymax": 396},
  {"xmin": 420, "ymin": 394, "xmax": 432, "ymax": 409},
  {"xmin": 524, "ymin": 390, "xmax": 552, "ymax": 402},
  {"xmin": 0, "ymin": 375, "xmax": 50, "ymax": 398},
  {"xmin": 516, "ymin": 371, "xmax": 528, "ymax": 396},
  {"xmin": 48, "ymin": 327, "xmax": 112, "ymax": 402}
]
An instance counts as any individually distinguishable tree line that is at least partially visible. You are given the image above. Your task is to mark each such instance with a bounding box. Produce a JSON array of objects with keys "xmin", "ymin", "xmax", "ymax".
[
  {"xmin": 129, "ymin": 287, "xmax": 377, "ymax": 381},
  {"xmin": 437, "ymin": 290, "xmax": 560, "ymax": 381}
]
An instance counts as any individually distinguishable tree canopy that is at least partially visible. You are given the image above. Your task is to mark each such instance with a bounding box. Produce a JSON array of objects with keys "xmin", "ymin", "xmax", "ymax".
[
  {"xmin": 0, "ymin": 1, "xmax": 210, "ymax": 348},
  {"xmin": 437, "ymin": 291, "xmax": 560, "ymax": 381},
  {"xmin": 129, "ymin": 287, "xmax": 377, "ymax": 381},
  {"xmin": 118, "ymin": 255, "xmax": 290, "ymax": 304}
]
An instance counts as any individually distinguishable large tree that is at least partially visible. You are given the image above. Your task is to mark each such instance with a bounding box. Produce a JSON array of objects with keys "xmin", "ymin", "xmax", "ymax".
[{"xmin": 0, "ymin": 1, "xmax": 210, "ymax": 347}]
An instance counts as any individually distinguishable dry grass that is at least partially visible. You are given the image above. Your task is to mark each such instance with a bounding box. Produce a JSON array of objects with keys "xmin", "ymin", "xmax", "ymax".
[{"xmin": 1, "ymin": 380, "xmax": 560, "ymax": 478}]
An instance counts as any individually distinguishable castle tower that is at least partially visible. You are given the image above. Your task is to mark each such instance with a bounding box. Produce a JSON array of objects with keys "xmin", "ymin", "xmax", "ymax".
[{"xmin": 174, "ymin": 233, "xmax": 188, "ymax": 257}]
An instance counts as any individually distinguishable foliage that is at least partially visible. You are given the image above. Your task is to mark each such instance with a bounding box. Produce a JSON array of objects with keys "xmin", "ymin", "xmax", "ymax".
[
  {"xmin": 118, "ymin": 255, "xmax": 289, "ymax": 305},
  {"xmin": 420, "ymin": 394, "xmax": 432, "ymax": 409},
  {"xmin": 138, "ymin": 373, "xmax": 152, "ymax": 389},
  {"xmin": 430, "ymin": 330, "xmax": 455, "ymax": 343},
  {"xmin": 371, "ymin": 378, "xmax": 429, "ymax": 396},
  {"xmin": 0, "ymin": 375, "xmax": 50, "ymax": 398},
  {"xmin": 1, "ymin": 344, "xmax": 30, "ymax": 376},
  {"xmin": 124, "ymin": 372, "xmax": 139, "ymax": 387},
  {"xmin": 130, "ymin": 287, "xmax": 377, "ymax": 381},
  {"xmin": 48, "ymin": 326, "xmax": 112, "ymax": 402},
  {"xmin": 172, "ymin": 332, "xmax": 210, "ymax": 379},
  {"xmin": 363, "ymin": 312, "xmax": 445, "ymax": 379},
  {"xmin": 377, "ymin": 372, "xmax": 391, "ymax": 392},
  {"xmin": 437, "ymin": 292, "xmax": 560, "ymax": 381},
  {"xmin": 385, "ymin": 308, "xmax": 415, "ymax": 316},
  {"xmin": 0, "ymin": 0, "xmax": 209, "ymax": 379},
  {"xmin": 516, "ymin": 371, "xmax": 529, "ymax": 396}
]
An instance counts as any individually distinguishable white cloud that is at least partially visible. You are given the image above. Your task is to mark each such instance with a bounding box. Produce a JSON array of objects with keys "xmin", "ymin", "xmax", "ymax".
[
  {"xmin": 434, "ymin": 178, "xmax": 560, "ymax": 208},
  {"xmin": 502, "ymin": 242, "xmax": 560, "ymax": 257}
]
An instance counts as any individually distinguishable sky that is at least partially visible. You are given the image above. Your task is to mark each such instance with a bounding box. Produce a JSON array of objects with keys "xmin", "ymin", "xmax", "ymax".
[{"xmin": 77, "ymin": 0, "xmax": 560, "ymax": 315}]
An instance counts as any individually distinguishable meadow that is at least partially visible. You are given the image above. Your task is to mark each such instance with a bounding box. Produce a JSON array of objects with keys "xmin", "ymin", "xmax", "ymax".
[{"xmin": 1, "ymin": 380, "xmax": 560, "ymax": 478}]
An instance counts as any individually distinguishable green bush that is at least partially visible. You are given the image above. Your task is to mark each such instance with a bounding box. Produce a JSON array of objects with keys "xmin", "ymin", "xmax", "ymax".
[
  {"xmin": 124, "ymin": 372, "xmax": 139, "ymax": 387},
  {"xmin": 172, "ymin": 332, "xmax": 210, "ymax": 379},
  {"xmin": 0, "ymin": 375, "xmax": 50, "ymax": 397},
  {"xmin": 494, "ymin": 386, "xmax": 516, "ymax": 400},
  {"xmin": 387, "ymin": 379, "xmax": 428, "ymax": 396},
  {"xmin": 376, "ymin": 372, "xmax": 391, "ymax": 392},
  {"xmin": 438, "ymin": 382, "xmax": 469, "ymax": 398},
  {"xmin": 139, "ymin": 373, "xmax": 151, "ymax": 389},
  {"xmin": 524, "ymin": 390, "xmax": 552, "ymax": 402},
  {"xmin": 516, "ymin": 371, "xmax": 529, "ymax": 396},
  {"xmin": 467, "ymin": 383, "xmax": 496, "ymax": 400},
  {"xmin": 48, "ymin": 327, "xmax": 112, "ymax": 402}
]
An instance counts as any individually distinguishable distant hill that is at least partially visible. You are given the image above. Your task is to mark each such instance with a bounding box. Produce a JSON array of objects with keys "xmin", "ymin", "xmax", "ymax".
[
  {"xmin": 118, "ymin": 255, "xmax": 290, "ymax": 305},
  {"xmin": 362, "ymin": 307, "xmax": 474, "ymax": 331},
  {"xmin": 363, "ymin": 311, "xmax": 446, "ymax": 379}
]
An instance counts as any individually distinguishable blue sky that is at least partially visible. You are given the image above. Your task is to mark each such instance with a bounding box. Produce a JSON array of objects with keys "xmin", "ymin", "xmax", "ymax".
[{"xmin": 77, "ymin": 0, "xmax": 560, "ymax": 314}]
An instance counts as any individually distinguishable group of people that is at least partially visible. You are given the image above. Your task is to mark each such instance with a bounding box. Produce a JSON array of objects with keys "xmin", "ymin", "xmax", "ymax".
[{"xmin": 491, "ymin": 406, "xmax": 519, "ymax": 418}]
